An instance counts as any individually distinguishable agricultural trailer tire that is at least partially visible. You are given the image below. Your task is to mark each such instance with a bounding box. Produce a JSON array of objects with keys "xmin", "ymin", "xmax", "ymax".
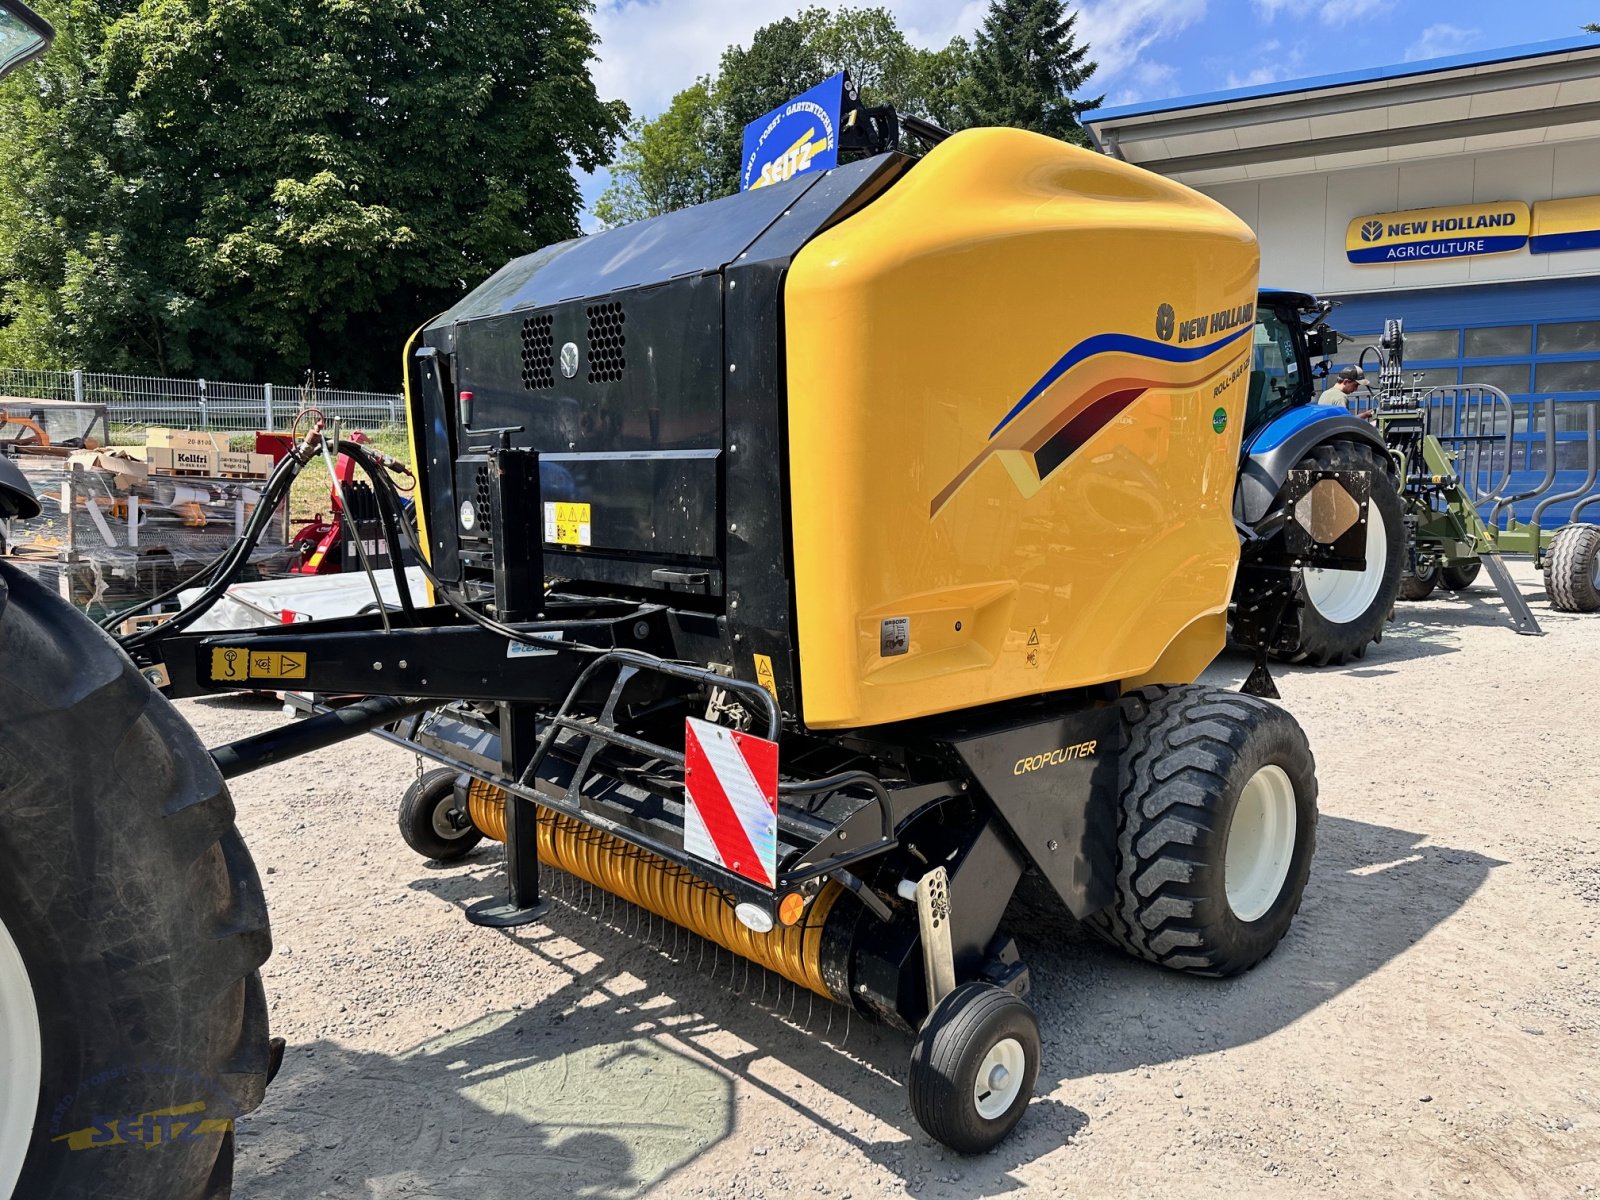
[
  {"xmin": 1440, "ymin": 562, "xmax": 1481, "ymax": 592},
  {"xmin": 1544, "ymin": 523, "xmax": 1600, "ymax": 613},
  {"xmin": 1086, "ymin": 685, "xmax": 1318, "ymax": 977},
  {"xmin": 1398, "ymin": 559, "xmax": 1439, "ymax": 601},
  {"xmin": 1279, "ymin": 441, "xmax": 1404, "ymax": 664},
  {"xmin": 0, "ymin": 561, "xmax": 272, "ymax": 1200},
  {"xmin": 908, "ymin": 982, "xmax": 1040, "ymax": 1154},
  {"xmin": 399, "ymin": 769, "xmax": 484, "ymax": 861}
]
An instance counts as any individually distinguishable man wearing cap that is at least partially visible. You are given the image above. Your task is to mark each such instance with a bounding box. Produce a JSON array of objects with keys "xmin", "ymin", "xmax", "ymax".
[{"xmin": 1320, "ymin": 365, "xmax": 1367, "ymax": 406}]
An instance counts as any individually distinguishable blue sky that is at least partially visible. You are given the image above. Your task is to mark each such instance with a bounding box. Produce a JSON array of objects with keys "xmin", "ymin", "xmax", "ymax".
[{"xmin": 579, "ymin": 0, "xmax": 1600, "ymax": 224}]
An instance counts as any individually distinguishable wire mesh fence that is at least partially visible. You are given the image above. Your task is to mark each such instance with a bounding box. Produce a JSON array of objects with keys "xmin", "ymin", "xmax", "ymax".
[{"xmin": 0, "ymin": 367, "xmax": 405, "ymax": 434}]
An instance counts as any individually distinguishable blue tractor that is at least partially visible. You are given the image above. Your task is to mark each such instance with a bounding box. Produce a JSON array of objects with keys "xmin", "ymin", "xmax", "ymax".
[{"xmin": 1232, "ymin": 290, "xmax": 1404, "ymax": 667}]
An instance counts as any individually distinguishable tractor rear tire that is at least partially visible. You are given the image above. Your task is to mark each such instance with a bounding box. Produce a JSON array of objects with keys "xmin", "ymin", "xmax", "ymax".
[
  {"xmin": 1440, "ymin": 562, "xmax": 1481, "ymax": 591},
  {"xmin": 1544, "ymin": 524, "xmax": 1600, "ymax": 613},
  {"xmin": 1279, "ymin": 441, "xmax": 1404, "ymax": 665},
  {"xmin": 399, "ymin": 769, "xmax": 484, "ymax": 861},
  {"xmin": 0, "ymin": 562, "xmax": 271, "ymax": 1200},
  {"xmin": 1398, "ymin": 559, "xmax": 1438, "ymax": 601},
  {"xmin": 1086, "ymin": 685, "xmax": 1318, "ymax": 977}
]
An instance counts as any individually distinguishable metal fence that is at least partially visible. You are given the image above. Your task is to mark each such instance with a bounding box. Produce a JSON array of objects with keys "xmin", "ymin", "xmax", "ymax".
[{"xmin": 0, "ymin": 367, "xmax": 405, "ymax": 432}]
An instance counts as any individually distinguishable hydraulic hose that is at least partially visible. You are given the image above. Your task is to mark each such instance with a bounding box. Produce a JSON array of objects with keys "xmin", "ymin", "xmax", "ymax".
[
  {"xmin": 341, "ymin": 441, "xmax": 597, "ymax": 657},
  {"xmin": 333, "ymin": 441, "xmax": 415, "ymax": 617},
  {"xmin": 118, "ymin": 447, "xmax": 304, "ymax": 651}
]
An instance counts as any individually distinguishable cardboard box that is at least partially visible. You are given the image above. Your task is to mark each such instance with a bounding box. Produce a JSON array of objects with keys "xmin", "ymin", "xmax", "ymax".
[
  {"xmin": 146, "ymin": 428, "xmax": 228, "ymax": 453},
  {"xmin": 217, "ymin": 451, "xmax": 272, "ymax": 478},
  {"xmin": 147, "ymin": 446, "xmax": 217, "ymax": 475}
]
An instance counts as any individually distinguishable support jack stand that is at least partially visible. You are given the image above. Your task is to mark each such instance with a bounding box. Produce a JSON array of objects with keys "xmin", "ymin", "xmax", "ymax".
[{"xmin": 466, "ymin": 792, "xmax": 550, "ymax": 928}]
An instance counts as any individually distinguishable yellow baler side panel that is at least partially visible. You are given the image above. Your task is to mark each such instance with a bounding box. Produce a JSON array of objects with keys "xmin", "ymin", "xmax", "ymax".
[{"xmin": 785, "ymin": 128, "xmax": 1259, "ymax": 729}]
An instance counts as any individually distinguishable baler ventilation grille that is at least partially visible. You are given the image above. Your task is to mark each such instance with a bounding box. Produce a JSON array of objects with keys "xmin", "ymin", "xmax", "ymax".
[
  {"xmin": 520, "ymin": 313, "xmax": 555, "ymax": 390},
  {"xmin": 473, "ymin": 468, "xmax": 493, "ymax": 536},
  {"xmin": 585, "ymin": 302, "xmax": 626, "ymax": 383}
]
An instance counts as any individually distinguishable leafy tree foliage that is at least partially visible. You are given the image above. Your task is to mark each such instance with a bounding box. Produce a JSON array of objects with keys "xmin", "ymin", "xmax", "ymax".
[
  {"xmin": 960, "ymin": 0, "xmax": 1101, "ymax": 146},
  {"xmin": 595, "ymin": 6, "xmax": 973, "ymax": 225},
  {"xmin": 0, "ymin": 0, "xmax": 626, "ymax": 388}
]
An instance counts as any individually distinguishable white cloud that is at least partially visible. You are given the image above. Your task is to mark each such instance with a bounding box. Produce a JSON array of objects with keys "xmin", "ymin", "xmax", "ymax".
[
  {"xmin": 1110, "ymin": 58, "xmax": 1180, "ymax": 106},
  {"xmin": 1075, "ymin": 0, "xmax": 1208, "ymax": 81},
  {"xmin": 1225, "ymin": 39, "xmax": 1307, "ymax": 89},
  {"xmin": 1404, "ymin": 23, "xmax": 1480, "ymax": 61},
  {"xmin": 1249, "ymin": 0, "xmax": 1393, "ymax": 28}
]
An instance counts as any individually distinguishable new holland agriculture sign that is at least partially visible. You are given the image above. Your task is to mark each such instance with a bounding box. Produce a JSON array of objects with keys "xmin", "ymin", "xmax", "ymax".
[
  {"xmin": 740, "ymin": 73, "xmax": 844, "ymax": 192},
  {"xmin": 1345, "ymin": 202, "xmax": 1530, "ymax": 264}
]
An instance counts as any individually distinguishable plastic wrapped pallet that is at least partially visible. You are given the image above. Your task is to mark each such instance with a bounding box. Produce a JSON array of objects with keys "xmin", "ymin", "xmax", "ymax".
[{"xmin": 0, "ymin": 457, "xmax": 296, "ymax": 618}]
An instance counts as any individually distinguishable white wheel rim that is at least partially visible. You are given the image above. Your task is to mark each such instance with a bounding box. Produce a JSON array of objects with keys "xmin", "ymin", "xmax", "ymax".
[
  {"xmin": 972, "ymin": 1037, "xmax": 1026, "ymax": 1121},
  {"xmin": 0, "ymin": 912, "xmax": 42, "ymax": 1197},
  {"xmin": 1224, "ymin": 764, "xmax": 1298, "ymax": 923},
  {"xmin": 1302, "ymin": 502, "xmax": 1387, "ymax": 624}
]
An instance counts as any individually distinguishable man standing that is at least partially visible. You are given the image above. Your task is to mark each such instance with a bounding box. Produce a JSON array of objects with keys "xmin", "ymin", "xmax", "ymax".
[{"xmin": 1321, "ymin": 365, "xmax": 1366, "ymax": 406}]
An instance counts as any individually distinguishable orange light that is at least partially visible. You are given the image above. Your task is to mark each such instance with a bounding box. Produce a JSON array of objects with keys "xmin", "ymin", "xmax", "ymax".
[{"xmin": 777, "ymin": 891, "xmax": 807, "ymax": 927}]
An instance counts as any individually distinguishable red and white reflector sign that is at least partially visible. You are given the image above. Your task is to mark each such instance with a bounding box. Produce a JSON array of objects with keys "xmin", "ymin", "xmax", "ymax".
[{"xmin": 683, "ymin": 717, "xmax": 778, "ymax": 887}]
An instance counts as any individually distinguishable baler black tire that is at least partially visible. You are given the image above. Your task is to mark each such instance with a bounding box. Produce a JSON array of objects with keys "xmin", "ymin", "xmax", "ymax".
[
  {"xmin": 0, "ymin": 561, "xmax": 271, "ymax": 1200},
  {"xmin": 399, "ymin": 769, "xmax": 483, "ymax": 861},
  {"xmin": 1440, "ymin": 562, "xmax": 1481, "ymax": 591},
  {"xmin": 1544, "ymin": 523, "xmax": 1600, "ymax": 613},
  {"xmin": 908, "ymin": 982, "xmax": 1040, "ymax": 1154},
  {"xmin": 1085, "ymin": 685, "xmax": 1318, "ymax": 977},
  {"xmin": 1398, "ymin": 560, "xmax": 1438, "ymax": 601},
  {"xmin": 1277, "ymin": 441, "xmax": 1404, "ymax": 665}
]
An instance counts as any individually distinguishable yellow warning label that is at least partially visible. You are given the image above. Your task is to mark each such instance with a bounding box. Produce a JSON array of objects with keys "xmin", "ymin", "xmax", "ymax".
[
  {"xmin": 1026, "ymin": 628, "xmax": 1040, "ymax": 646},
  {"xmin": 544, "ymin": 501, "xmax": 592, "ymax": 547},
  {"xmin": 753, "ymin": 653, "xmax": 778, "ymax": 702},
  {"xmin": 210, "ymin": 647, "xmax": 307, "ymax": 682}
]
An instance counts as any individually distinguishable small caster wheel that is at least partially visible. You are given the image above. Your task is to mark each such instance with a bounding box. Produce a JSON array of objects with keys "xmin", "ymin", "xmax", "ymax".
[
  {"xmin": 399, "ymin": 769, "xmax": 484, "ymax": 861},
  {"xmin": 908, "ymin": 981, "xmax": 1040, "ymax": 1153}
]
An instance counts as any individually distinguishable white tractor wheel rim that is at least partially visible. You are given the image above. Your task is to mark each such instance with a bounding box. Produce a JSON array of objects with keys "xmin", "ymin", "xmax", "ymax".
[
  {"xmin": 0, "ymin": 912, "xmax": 42, "ymax": 1198},
  {"xmin": 1224, "ymin": 764, "xmax": 1298, "ymax": 923},
  {"xmin": 973, "ymin": 1037, "xmax": 1026, "ymax": 1121},
  {"xmin": 1302, "ymin": 502, "xmax": 1387, "ymax": 625}
]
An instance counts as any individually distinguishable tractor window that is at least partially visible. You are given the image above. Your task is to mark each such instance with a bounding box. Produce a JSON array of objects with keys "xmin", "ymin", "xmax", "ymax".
[{"xmin": 1245, "ymin": 310, "xmax": 1303, "ymax": 435}]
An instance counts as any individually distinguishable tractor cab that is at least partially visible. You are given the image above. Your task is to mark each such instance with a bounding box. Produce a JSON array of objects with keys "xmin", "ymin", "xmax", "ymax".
[{"xmin": 1244, "ymin": 288, "xmax": 1342, "ymax": 441}]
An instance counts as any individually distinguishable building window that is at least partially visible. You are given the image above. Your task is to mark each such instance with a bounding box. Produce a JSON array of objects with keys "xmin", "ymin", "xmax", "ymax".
[
  {"xmin": 1535, "ymin": 361, "xmax": 1600, "ymax": 393},
  {"xmin": 1536, "ymin": 321, "xmax": 1600, "ymax": 356},
  {"xmin": 1404, "ymin": 329, "xmax": 1461, "ymax": 360},
  {"xmin": 1464, "ymin": 325, "xmax": 1532, "ymax": 357},
  {"xmin": 1463, "ymin": 364, "xmax": 1531, "ymax": 392}
]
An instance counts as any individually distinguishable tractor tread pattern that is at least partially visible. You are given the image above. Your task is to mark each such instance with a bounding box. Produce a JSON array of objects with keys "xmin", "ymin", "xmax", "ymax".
[
  {"xmin": 1544, "ymin": 523, "xmax": 1600, "ymax": 613},
  {"xmin": 1085, "ymin": 685, "xmax": 1316, "ymax": 978}
]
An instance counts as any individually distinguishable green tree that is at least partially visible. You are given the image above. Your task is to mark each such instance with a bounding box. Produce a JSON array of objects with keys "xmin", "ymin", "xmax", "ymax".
[
  {"xmin": 595, "ymin": 6, "xmax": 969, "ymax": 226},
  {"xmin": 594, "ymin": 78, "xmax": 723, "ymax": 228},
  {"xmin": 0, "ymin": 0, "xmax": 626, "ymax": 389},
  {"xmin": 960, "ymin": 0, "xmax": 1100, "ymax": 146}
]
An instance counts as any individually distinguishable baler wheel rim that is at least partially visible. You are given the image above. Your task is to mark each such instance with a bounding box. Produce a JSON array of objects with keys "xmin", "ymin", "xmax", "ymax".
[
  {"xmin": 0, "ymin": 913, "xmax": 41, "ymax": 1198},
  {"xmin": 972, "ymin": 1037, "xmax": 1026, "ymax": 1120},
  {"xmin": 1223, "ymin": 764, "xmax": 1298, "ymax": 923}
]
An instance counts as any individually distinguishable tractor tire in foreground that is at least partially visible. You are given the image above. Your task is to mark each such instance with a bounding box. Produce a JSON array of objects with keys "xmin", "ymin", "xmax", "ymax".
[
  {"xmin": 0, "ymin": 562, "xmax": 271, "ymax": 1200},
  {"xmin": 1280, "ymin": 441, "xmax": 1404, "ymax": 664},
  {"xmin": 1544, "ymin": 523, "xmax": 1600, "ymax": 613},
  {"xmin": 1087, "ymin": 685, "xmax": 1318, "ymax": 977}
]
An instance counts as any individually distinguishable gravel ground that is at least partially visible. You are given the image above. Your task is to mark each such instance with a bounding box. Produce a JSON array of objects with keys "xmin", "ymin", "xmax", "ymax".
[{"xmin": 193, "ymin": 558, "xmax": 1598, "ymax": 1200}]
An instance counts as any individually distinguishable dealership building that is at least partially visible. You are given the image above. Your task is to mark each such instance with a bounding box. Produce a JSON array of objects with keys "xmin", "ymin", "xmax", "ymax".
[{"xmin": 1084, "ymin": 35, "xmax": 1600, "ymax": 487}]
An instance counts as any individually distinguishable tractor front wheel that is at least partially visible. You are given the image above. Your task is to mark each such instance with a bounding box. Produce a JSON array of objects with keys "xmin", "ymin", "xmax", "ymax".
[
  {"xmin": 0, "ymin": 561, "xmax": 271, "ymax": 1200},
  {"xmin": 1087, "ymin": 685, "xmax": 1318, "ymax": 977},
  {"xmin": 1280, "ymin": 441, "xmax": 1404, "ymax": 664}
]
